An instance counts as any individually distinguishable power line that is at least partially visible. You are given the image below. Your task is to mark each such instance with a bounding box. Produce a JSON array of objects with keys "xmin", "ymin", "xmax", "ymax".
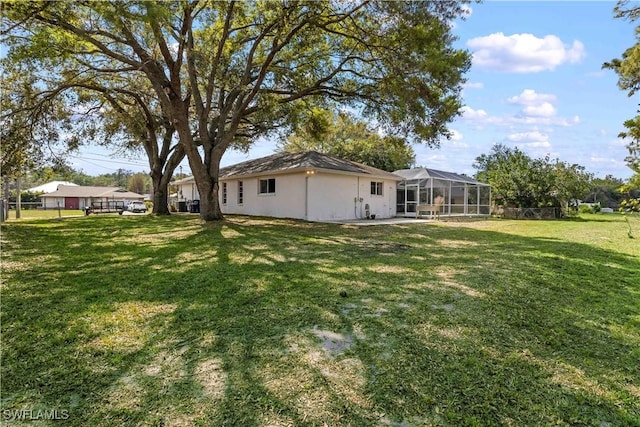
[
  {"xmin": 74, "ymin": 154, "xmax": 149, "ymax": 167},
  {"xmin": 69, "ymin": 154, "xmax": 149, "ymax": 170}
]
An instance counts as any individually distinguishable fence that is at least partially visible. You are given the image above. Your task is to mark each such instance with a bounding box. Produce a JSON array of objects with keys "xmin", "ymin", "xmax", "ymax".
[
  {"xmin": 502, "ymin": 207, "xmax": 561, "ymax": 220},
  {"xmin": 5, "ymin": 202, "xmax": 44, "ymax": 210}
]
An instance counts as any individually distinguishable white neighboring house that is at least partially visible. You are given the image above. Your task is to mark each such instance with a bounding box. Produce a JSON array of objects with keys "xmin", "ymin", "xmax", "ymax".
[
  {"xmin": 173, "ymin": 151, "xmax": 402, "ymax": 221},
  {"xmin": 27, "ymin": 181, "xmax": 78, "ymax": 194},
  {"xmin": 41, "ymin": 185, "xmax": 144, "ymax": 210}
]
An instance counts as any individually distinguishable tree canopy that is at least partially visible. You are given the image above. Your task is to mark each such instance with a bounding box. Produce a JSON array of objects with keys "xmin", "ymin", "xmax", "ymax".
[
  {"xmin": 3, "ymin": 0, "xmax": 472, "ymax": 221},
  {"xmin": 604, "ymin": 0, "xmax": 640, "ymax": 175},
  {"xmin": 473, "ymin": 144, "xmax": 592, "ymax": 210},
  {"xmin": 279, "ymin": 109, "xmax": 415, "ymax": 171}
]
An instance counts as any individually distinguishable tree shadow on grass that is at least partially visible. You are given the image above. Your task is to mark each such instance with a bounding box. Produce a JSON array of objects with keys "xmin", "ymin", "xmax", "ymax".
[{"xmin": 1, "ymin": 215, "xmax": 639, "ymax": 425}]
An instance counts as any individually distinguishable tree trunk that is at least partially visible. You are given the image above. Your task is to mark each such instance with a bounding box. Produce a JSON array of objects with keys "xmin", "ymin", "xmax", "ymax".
[
  {"xmin": 15, "ymin": 176, "xmax": 21, "ymax": 219},
  {"xmin": 188, "ymin": 150, "xmax": 224, "ymax": 221},
  {"xmin": 147, "ymin": 139, "xmax": 184, "ymax": 216},
  {"xmin": 151, "ymin": 172, "xmax": 171, "ymax": 215}
]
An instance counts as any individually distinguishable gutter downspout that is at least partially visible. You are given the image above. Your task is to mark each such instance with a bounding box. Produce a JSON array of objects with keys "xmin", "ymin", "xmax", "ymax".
[{"xmin": 305, "ymin": 176, "xmax": 309, "ymax": 220}]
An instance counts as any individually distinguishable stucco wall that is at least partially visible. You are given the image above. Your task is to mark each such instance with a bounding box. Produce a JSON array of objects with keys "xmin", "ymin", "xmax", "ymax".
[
  {"xmin": 176, "ymin": 171, "xmax": 398, "ymax": 221},
  {"xmin": 178, "ymin": 182, "xmax": 200, "ymax": 201},
  {"xmin": 221, "ymin": 174, "xmax": 306, "ymax": 219},
  {"xmin": 42, "ymin": 197, "xmax": 65, "ymax": 209}
]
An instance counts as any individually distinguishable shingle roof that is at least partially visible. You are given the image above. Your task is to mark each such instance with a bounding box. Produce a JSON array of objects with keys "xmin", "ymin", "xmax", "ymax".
[
  {"xmin": 393, "ymin": 167, "xmax": 490, "ymax": 186},
  {"xmin": 219, "ymin": 151, "xmax": 402, "ymax": 180},
  {"xmin": 42, "ymin": 185, "xmax": 144, "ymax": 199}
]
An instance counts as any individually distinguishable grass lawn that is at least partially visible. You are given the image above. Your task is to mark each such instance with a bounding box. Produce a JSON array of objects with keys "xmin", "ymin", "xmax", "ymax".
[
  {"xmin": 1, "ymin": 214, "xmax": 639, "ymax": 426},
  {"xmin": 4, "ymin": 209, "xmax": 85, "ymax": 220}
]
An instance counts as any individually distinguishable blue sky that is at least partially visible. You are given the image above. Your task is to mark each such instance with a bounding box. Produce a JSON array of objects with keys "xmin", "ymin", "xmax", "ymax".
[{"xmin": 75, "ymin": 1, "xmax": 638, "ymax": 180}]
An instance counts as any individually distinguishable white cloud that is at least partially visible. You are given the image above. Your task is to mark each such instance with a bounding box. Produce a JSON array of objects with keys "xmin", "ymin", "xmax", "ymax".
[
  {"xmin": 444, "ymin": 129, "xmax": 469, "ymax": 148},
  {"xmin": 450, "ymin": 129, "xmax": 463, "ymax": 141},
  {"xmin": 460, "ymin": 88, "xmax": 580, "ymax": 129},
  {"xmin": 522, "ymin": 102, "xmax": 556, "ymax": 117},
  {"xmin": 460, "ymin": 106, "xmax": 489, "ymax": 120},
  {"xmin": 507, "ymin": 89, "xmax": 556, "ymax": 105},
  {"xmin": 466, "ymin": 32, "xmax": 586, "ymax": 73},
  {"xmin": 507, "ymin": 131, "xmax": 551, "ymax": 148},
  {"xmin": 590, "ymin": 156, "xmax": 623, "ymax": 165},
  {"xmin": 463, "ymin": 81, "xmax": 484, "ymax": 90},
  {"xmin": 608, "ymin": 137, "xmax": 628, "ymax": 147},
  {"xmin": 507, "ymin": 89, "xmax": 558, "ymax": 118},
  {"xmin": 507, "ymin": 131, "xmax": 548, "ymax": 143}
]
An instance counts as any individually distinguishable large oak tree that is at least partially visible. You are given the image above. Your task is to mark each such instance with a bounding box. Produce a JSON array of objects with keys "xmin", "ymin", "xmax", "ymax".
[
  {"xmin": 3, "ymin": 0, "xmax": 471, "ymax": 221},
  {"xmin": 279, "ymin": 108, "xmax": 415, "ymax": 171},
  {"xmin": 604, "ymin": 0, "xmax": 640, "ymax": 176}
]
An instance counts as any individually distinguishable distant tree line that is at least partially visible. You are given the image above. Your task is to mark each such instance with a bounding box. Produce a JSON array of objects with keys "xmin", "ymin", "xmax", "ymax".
[
  {"xmin": 473, "ymin": 144, "xmax": 640, "ymax": 212},
  {"xmin": 3, "ymin": 166, "xmax": 153, "ymax": 204}
]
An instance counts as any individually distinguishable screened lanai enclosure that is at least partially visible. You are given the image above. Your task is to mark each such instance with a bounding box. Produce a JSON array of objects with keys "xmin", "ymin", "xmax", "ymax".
[{"xmin": 393, "ymin": 168, "xmax": 491, "ymax": 217}]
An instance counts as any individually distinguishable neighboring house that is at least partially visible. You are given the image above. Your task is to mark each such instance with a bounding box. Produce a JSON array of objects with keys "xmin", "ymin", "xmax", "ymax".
[
  {"xmin": 27, "ymin": 181, "xmax": 78, "ymax": 194},
  {"xmin": 173, "ymin": 151, "xmax": 402, "ymax": 221},
  {"xmin": 394, "ymin": 167, "xmax": 491, "ymax": 217},
  {"xmin": 41, "ymin": 185, "xmax": 144, "ymax": 210}
]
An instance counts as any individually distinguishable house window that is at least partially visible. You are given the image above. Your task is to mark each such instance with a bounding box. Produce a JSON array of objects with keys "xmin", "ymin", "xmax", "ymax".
[
  {"xmin": 222, "ymin": 182, "xmax": 227, "ymax": 204},
  {"xmin": 371, "ymin": 181, "xmax": 383, "ymax": 196},
  {"xmin": 238, "ymin": 181, "xmax": 243, "ymax": 204},
  {"xmin": 259, "ymin": 178, "xmax": 276, "ymax": 195}
]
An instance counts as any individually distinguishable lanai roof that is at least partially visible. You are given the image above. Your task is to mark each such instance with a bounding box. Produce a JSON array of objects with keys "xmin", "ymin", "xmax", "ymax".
[{"xmin": 393, "ymin": 167, "xmax": 490, "ymax": 186}]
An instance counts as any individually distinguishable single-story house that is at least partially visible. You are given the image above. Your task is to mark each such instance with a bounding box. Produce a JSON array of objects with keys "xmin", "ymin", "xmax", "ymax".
[
  {"xmin": 27, "ymin": 181, "xmax": 78, "ymax": 194},
  {"xmin": 173, "ymin": 151, "xmax": 402, "ymax": 221},
  {"xmin": 41, "ymin": 185, "xmax": 144, "ymax": 210},
  {"xmin": 393, "ymin": 167, "xmax": 491, "ymax": 217}
]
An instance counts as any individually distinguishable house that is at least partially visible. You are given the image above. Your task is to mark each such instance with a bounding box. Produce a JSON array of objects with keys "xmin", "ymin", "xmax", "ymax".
[
  {"xmin": 27, "ymin": 181, "xmax": 78, "ymax": 194},
  {"xmin": 41, "ymin": 185, "xmax": 144, "ymax": 210},
  {"xmin": 393, "ymin": 167, "xmax": 491, "ymax": 217},
  {"xmin": 173, "ymin": 151, "xmax": 402, "ymax": 221}
]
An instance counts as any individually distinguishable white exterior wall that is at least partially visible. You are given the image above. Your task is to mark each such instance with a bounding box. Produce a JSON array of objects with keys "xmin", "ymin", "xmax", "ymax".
[
  {"xmin": 176, "ymin": 171, "xmax": 398, "ymax": 221},
  {"xmin": 221, "ymin": 174, "xmax": 306, "ymax": 219},
  {"xmin": 42, "ymin": 197, "xmax": 93, "ymax": 209},
  {"xmin": 42, "ymin": 197, "xmax": 65, "ymax": 209},
  {"xmin": 306, "ymin": 174, "xmax": 396, "ymax": 221},
  {"xmin": 216, "ymin": 171, "xmax": 397, "ymax": 221},
  {"xmin": 178, "ymin": 182, "xmax": 200, "ymax": 201}
]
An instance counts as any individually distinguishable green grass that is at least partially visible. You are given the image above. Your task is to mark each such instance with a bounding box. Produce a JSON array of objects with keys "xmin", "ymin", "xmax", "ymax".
[
  {"xmin": 4, "ymin": 209, "xmax": 84, "ymax": 220},
  {"xmin": 1, "ymin": 214, "xmax": 639, "ymax": 426}
]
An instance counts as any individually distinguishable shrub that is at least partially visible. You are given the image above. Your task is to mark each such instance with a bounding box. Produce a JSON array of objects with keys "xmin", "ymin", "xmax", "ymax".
[{"xmin": 578, "ymin": 204, "xmax": 599, "ymax": 214}]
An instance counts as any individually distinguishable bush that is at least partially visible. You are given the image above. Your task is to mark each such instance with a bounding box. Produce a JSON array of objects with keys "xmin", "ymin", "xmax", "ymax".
[
  {"xmin": 578, "ymin": 204, "xmax": 600, "ymax": 214},
  {"xmin": 619, "ymin": 198, "xmax": 640, "ymax": 213}
]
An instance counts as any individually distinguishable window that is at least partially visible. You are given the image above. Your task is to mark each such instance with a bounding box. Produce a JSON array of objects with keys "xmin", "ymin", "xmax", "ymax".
[
  {"xmin": 238, "ymin": 181, "xmax": 243, "ymax": 204},
  {"xmin": 222, "ymin": 182, "xmax": 227, "ymax": 204},
  {"xmin": 371, "ymin": 181, "xmax": 383, "ymax": 196},
  {"xmin": 259, "ymin": 178, "xmax": 276, "ymax": 195}
]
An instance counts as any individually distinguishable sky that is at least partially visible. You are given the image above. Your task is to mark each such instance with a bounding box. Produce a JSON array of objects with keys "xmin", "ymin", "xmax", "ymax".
[{"xmin": 72, "ymin": 1, "xmax": 639, "ymax": 180}]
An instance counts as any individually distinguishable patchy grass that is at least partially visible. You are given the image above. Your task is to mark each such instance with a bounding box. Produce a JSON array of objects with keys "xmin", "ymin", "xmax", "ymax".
[
  {"xmin": 4, "ymin": 209, "xmax": 85, "ymax": 221},
  {"xmin": 1, "ymin": 214, "xmax": 639, "ymax": 426}
]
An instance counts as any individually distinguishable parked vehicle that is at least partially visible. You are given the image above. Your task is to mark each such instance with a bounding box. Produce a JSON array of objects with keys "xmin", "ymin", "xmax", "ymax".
[{"xmin": 126, "ymin": 201, "xmax": 147, "ymax": 213}]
